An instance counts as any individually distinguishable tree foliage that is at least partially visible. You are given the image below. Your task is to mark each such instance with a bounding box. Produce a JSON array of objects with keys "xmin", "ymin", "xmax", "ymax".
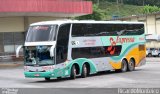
[
  {"xmin": 75, "ymin": 4, "xmax": 105, "ymax": 20},
  {"xmin": 104, "ymin": 0, "xmax": 160, "ymax": 6}
]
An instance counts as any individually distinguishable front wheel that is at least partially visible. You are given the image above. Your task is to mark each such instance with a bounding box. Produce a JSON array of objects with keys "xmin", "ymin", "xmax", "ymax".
[{"xmin": 81, "ymin": 64, "xmax": 87, "ymax": 78}]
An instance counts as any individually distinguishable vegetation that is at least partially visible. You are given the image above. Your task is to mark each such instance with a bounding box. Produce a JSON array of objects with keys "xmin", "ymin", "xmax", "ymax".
[
  {"xmin": 76, "ymin": 4, "xmax": 106, "ymax": 20},
  {"xmin": 75, "ymin": 0, "xmax": 160, "ymax": 20},
  {"xmin": 143, "ymin": 5, "xmax": 160, "ymax": 14}
]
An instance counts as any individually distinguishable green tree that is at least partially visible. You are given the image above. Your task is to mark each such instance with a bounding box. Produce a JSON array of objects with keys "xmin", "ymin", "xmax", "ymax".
[
  {"xmin": 143, "ymin": 5, "xmax": 160, "ymax": 14},
  {"xmin": 75, "ymin": 4, "xmax": 105, "ymax": 20}
]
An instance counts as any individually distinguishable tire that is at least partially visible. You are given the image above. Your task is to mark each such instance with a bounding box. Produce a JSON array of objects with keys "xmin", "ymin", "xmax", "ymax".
[
  {"xmin": 45, "ymin": 77, "xmax": 50, "ymax": 81},
  {"xmin": 148, "ymin": 53, "xmax": 152, "ymax": 57},
  {"xmin": 158, "ymin": 54, "xmax": 160, "ymax": 57},
  {"xmin": 70, "ymin": 65, "xmax": 76, "ymax": 79},
  {"xmin": 121, "ymin": 60, "xmax": 128, "ymax": 72},
  {"xmin": 128, "ymin": 59, "xmax": 135, "ymax": 71},
  {"xmin": 81, "ymin": 64, "xmax": 87, "ymax": 78}
]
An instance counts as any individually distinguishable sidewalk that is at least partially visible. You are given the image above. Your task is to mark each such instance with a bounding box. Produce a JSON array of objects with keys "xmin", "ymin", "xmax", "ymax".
[{"xmin": 0, "ymin": 61, "xmax": 23, "ymax": 68}]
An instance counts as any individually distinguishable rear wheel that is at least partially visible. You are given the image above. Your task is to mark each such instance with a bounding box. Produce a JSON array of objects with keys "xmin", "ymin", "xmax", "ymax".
[
  {"xmin": 70, "ymin": 65, "xmax": 77, "ymax": 79},
  {"xmin": 45, "ymin": 77, "xmax": 50, "ymax": 81},
  {"xmin": 81, "ymin": 64, "xmax": 87, "ymax": 78},
  {"xmin": 121, "ymin": 60, "xmax": 128, "ymax": 72},
  {"xmin": 128, "ymin": 59, "xmax": 135, "ymax": 71}
]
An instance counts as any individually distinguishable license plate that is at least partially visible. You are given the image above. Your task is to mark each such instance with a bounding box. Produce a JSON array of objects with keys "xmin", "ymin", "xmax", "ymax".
[{"xmin": 34, "ymin": 74, "xmax": 40, "ymax": 76}]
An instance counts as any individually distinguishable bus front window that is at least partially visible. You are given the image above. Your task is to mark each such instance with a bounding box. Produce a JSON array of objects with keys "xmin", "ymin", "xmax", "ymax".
[
  {"xmin": 24, "ymin": 46, "xmax": 55, "ymax": 66},
  {"xmin": 26, "ymin": 25, "xmax": 57, "ymax": 42}
]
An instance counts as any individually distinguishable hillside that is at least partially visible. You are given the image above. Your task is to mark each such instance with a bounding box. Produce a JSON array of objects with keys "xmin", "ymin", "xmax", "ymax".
[
  {"xmin": 98, "ymin": 1, "xmax": 144, "ymax": 20},
  {"xmin": 75, "ymin": 1, "xmax": 144, "ymax": 20}
]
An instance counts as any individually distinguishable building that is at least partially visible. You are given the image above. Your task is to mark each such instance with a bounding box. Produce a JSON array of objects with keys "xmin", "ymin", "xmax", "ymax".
[
  {"xmin": 112, "ymin": 12, "xmax": 160, "ymax": 48},
  {"xmin": 0, "ymin": 0, "xmax": 92, "ymax": 60}
]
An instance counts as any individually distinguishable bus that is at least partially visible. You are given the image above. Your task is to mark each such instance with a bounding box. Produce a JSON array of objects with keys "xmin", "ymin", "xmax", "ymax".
[{"xmin": 16, "ymin": 20, "xmax": 146, "ymax": 81}]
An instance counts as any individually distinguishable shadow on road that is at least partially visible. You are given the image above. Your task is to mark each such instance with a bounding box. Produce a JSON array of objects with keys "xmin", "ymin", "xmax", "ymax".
[{"xmin": 29, "ymin": 69, "xmax": 143, "ymax": 83}]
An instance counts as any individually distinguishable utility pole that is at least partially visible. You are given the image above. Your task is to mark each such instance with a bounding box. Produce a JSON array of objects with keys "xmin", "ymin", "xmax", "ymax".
[
  {"xmin": 117, "ymin": 0, "xmax": 119, "ymax": 5},
  {"xmin": 117, "ymin": 0, "xmax": 119, "ymax": 13},
  {"xmin": 121, "ymin": 0, "xmax": 123, "ymax": 4},
  {"xmin": 143, "ymin": 0, "xmax": 145, "ymax": 6},
  {"xmin": 97, "ymin": 0, "xmax": 99, "ymax": 6}
]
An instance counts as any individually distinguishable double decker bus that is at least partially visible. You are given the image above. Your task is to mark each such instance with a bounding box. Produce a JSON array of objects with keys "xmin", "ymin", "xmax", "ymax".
[{"xmin": 16, "ymin": 20, "xmax": 146, "ymax": 81}]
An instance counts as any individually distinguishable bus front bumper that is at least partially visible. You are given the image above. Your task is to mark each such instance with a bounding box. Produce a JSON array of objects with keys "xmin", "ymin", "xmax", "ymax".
[{"xmin": 24, "ymin": 71, "xmax": 55, "ymax": 78}]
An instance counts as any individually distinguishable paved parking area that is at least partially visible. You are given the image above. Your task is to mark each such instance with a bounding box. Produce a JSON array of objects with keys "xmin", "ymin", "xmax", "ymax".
[{"xmin": 0, "ymin": 58, "xmax": 160, "ymax": 88}]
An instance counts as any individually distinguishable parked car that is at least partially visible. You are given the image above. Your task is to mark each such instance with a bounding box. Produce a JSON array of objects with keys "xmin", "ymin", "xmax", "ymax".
[
  {"xmin": 151, "ymin": 48, "xmax": 160, "ymax": 57},
  {"xmin": 146, "ymin": 48, "xmax": 154, "ymax": 57}
]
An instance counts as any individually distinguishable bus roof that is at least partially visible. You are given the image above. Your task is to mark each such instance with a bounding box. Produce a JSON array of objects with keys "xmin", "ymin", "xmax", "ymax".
[{"xmin": 30, "ymin": 20, "xmax": 144, "ymax": 26}]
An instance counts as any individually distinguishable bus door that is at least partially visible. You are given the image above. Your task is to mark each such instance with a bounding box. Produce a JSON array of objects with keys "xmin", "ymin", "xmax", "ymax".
[{"xmin": 56, "ymin": 24, "xmax": 71, "ymax": 65}]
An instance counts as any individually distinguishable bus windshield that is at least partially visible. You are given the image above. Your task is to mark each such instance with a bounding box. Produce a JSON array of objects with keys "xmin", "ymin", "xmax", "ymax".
[
  {"xmin": 24, "ymin": 46, "xmax": 54, "ymax": 66},
  {"xmin": 26, "ymin": 25, "xmax": 58, "ymax": 42}
]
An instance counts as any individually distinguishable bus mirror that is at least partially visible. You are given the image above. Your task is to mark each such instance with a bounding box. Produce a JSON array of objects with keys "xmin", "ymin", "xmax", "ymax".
[
  {"xmin": 16, "ymin": 45, "xmax": 23, "ymax": 58},
  {"xmin": 50, "ymin": 45, "xmax": 55, "ymax": 57}
]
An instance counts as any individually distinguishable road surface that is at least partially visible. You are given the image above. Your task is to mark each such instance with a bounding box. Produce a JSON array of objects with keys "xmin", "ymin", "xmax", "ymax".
[{"xmin": 0, "ymin": 58, "xmax": 160, "ymax": 88}]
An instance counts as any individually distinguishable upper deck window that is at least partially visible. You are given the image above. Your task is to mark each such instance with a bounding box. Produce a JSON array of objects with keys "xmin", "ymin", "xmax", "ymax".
[
  {"xmin": 26, "ymin": 25, "xmax": 58, "ymax": 42},
  {"xmin": 72, "ymin": 23, "xmax": 144, "ymax": 37}
]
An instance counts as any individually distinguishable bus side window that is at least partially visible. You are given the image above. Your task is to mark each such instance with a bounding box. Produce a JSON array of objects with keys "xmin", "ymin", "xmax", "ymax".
[{"xmin": 56, "ymin": 24, "xmax": 70, "ymax": 64}]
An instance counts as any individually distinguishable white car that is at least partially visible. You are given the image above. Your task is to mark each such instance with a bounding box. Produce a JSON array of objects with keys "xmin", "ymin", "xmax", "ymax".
[
  {"xmin": 151, "ymin": 48, "xmax": 160, "ymax": 57},
  {"xmin": 146, "ymin": 48, "xmax": 154, "ymax": 57}
]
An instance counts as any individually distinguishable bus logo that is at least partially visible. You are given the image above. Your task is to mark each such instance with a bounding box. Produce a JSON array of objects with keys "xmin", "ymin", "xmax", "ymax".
[
  {"xmin": 108, "ymin": 36, "xmax": 135, "ymax": 55},
  {"xmin": 71, "ymin": 41, "xmax": 79, "ymax": 45}
]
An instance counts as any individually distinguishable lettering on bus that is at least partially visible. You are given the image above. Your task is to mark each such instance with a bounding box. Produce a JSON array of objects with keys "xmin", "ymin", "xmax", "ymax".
[
  {"xmin": 110, "ymin": 36, "xmax": 135, "ymax": 45},
  {"xmin": 108, "ymin": 36, "xmax": 135, "ymax": 55},
  {"xmin": 33, "ymin": 26, "xmax": 49, "ymax": 30},
  {"xmin": 83, "ymin": 39, "xmax": 96, "ymax": 46}
]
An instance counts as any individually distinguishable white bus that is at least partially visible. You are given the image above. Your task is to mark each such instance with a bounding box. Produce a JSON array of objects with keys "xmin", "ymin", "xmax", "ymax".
[{"xmin": 16, "ymin": 20, "xmax": 146, "ymax": 80}]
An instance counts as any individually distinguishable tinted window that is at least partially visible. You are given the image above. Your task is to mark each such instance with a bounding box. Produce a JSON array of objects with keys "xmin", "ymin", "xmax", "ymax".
[
  {"xmin": 56, "ymin": 24, "xmax": 70, "ymax": 64},
  {"xmin": 72, "ymin": 23, "xmax": 144, "ymax": 37},
  {"xmin": 26, "ymin": 25, "xmax": 57, "ymax": 42},
  {"xmin": 72, "ymin": 45, "xmax": 122, "ymax": 59}
]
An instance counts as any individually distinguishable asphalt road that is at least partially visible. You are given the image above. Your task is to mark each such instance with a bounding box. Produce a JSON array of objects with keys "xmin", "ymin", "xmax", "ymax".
[{"xmin": 0, "ymin": 58, "xmax": 160, "ymax": 88}]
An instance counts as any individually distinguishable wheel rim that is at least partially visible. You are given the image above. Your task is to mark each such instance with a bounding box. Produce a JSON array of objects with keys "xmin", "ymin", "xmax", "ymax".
[
  {"xmin": 84, "ymin": 65, "xmax": 87, "ymax": 76},
  {"xmin": 74, "ymin": 68, "xmax": 76, "ymax": 78},
  {"xmin": 122, "ymin": 61, "xmax": 127, "ymax": 72},
  {"xmin": 130, "ymin": 61, "xmax": 134, "ymax": 70}
]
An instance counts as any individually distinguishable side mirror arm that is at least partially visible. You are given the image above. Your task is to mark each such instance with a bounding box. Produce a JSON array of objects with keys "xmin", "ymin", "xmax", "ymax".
[
  {"xmin": 16, "ymin": 45, "xmax": 23, "ymax": 58},
  {"xmin": 50, "ymin": 45, "xmax": 55, "ymax": 57}
]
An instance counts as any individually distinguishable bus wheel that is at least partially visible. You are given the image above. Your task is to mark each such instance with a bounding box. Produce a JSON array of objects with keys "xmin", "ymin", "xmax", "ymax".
[
  {"xmin": 81, "ymin": 64, "xmax": 87, "ymax": 78},
  {"xmin": 45, "ymin": 77, "xmax": 50, "ymax": 81},
  {"xmin": 121, "ymin": 60, "xmax": 127, "ymax": 72},
  {"xmin": 128, "ymin": 59, "xmax": 135, "ymax": 71},
  {"xmin": 70, "ymin": 65, "xmax": 76, "ymax": 79}
]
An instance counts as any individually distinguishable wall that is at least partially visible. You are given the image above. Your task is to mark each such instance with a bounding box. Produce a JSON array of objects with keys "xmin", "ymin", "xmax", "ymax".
[{"xmin": 0, "ymin": 17, "xmax": 24, "ymax": 32}]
